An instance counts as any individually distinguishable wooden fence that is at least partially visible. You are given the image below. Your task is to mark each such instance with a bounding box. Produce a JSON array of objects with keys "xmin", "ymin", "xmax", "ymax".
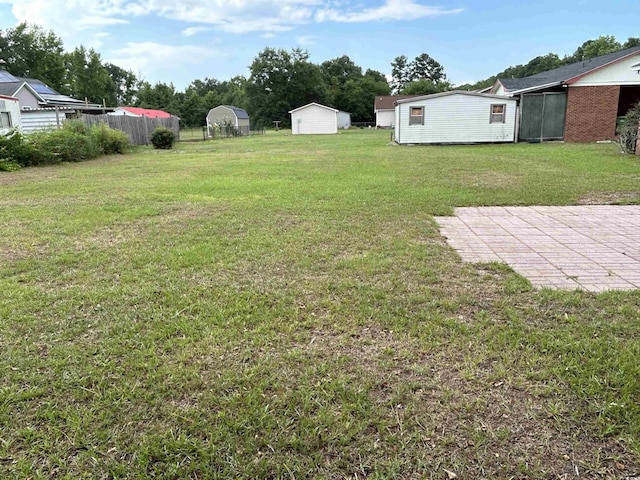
[{"xmin": 80, "ymin": 114, "xmax": 180, "ymax": 145}]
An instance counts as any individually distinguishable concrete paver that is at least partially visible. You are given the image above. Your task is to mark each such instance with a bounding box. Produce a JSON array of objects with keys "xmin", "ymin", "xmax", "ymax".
[{"xmin": 435, "ymin": 206, "xmax": 640, "ymax": 292}]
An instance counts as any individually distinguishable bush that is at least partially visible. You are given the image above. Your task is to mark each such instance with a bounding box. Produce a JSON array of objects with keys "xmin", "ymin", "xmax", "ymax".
[
  {"xmin": 616, "ymin": 101, "xmax": 640, "ymax": 154},
  {"xmin": 0, "ymin": 130, "xmax": 37, "ymax": 167},
  {"xmin": 29, "ymin": 126, "xmax": 99, "ymax": 165},
  {"xmin": 150, "ymin": 126, "xmax": 175, "ymax": 149},
  {"xmin": 90, "ymin": 122, "xmax": 131, "ymax": 155},
  {"xmin": 0, "ymin": 159, "xmax": 21, "ymax": 171}
]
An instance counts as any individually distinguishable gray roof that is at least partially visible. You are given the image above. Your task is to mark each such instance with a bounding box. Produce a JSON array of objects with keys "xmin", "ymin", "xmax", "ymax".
[
  {"xmin": 498, "ymin": 46, "xmax": 640, "ymax": 92},
  {"xmin": 223, "ymin": 105, "xmax": 249, "ymax": 119},
  {"xmin": 394, "ymin": 90, "xmax": 518, "ymax": 104},
  {"xmin": 0, "ymin": 82, "xmax": 20, "ymax": 97},
  {"xmin": 0, "ymin": 70, "xmax": 19, "ymax": 83}
]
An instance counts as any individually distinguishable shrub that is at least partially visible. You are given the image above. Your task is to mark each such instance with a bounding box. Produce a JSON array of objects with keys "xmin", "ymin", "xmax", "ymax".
[
  {"xmin": 90, "ymin": 122, "xmax": 131, "ymax": 155},
  {"xmin": 616, "ymin": 101, "xmax": 640, "ymax": 154},
  {"xmin": 0, "ymin": 130, "xmax": 37, "ymax": 167},
  {"xmin": 0, "ymin": 159, "xmax": 21, "ymax": 171},
  {"xmin": 150, "ymin": 126, "xmax": 175, "ymax": 149},
  {"xmin": 29, "ymin": 127, "xmax": 99, "ymax": 165}
]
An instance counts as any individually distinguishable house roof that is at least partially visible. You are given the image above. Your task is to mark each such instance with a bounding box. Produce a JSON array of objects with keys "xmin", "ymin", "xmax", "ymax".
[
  {"xmin": 0, "ymin": 70, "xmax": 19, "ymax": 83},
  {"xmin": 497, "ymin": 46, "xmax": 640, "ymax": 93},
  {"xmin": 118, "ymin": 106, "xmax": 172, "ymax": 118},
  {"xmin": 374, "ymin": 95, "xmax": 419, "ymax": 111},
  {"xmin": 0, "ymin": 82, "xmax": 20, "ymax": 97},
  {"xmin": 289, "ymin": 102, "xmax": 339, "ymax": 114},
  {"xmin": 394, "ymin": 90, "xmax": 518, "ymax": 104}
]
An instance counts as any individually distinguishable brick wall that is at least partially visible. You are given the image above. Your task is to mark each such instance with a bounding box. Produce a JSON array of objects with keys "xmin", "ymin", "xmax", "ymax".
[{"xmin": 564, "ymin": 85, "xmax": 620, "ymax": 142}]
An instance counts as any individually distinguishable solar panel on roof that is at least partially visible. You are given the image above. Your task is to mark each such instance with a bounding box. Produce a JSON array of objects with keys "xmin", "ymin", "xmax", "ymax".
[
  {"xmin": 30, "ymin": 83, "xmax": 58, "ymax": 95},
  {"xmin": 0, "ymin": 71, "xmax": 18, "ymax": 83}
]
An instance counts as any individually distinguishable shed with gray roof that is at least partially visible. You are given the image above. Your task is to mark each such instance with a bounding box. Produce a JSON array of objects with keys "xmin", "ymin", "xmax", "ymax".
[{"xmin": 206, "ymin": 105, "xmax": 250, "ymax": 136}]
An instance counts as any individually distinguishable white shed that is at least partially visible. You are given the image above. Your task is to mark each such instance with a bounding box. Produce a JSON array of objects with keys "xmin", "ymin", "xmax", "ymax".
[
  {"xmin": 289, "ymin": 103, "xmax": 347, "ymax": 135},
  {"xmin": 394, "ymin": 91, "xmax": 518, "ymax": 145},
  {"xmin": 0, "ymin": 95, "xmax": 21, "ymax": 134}
]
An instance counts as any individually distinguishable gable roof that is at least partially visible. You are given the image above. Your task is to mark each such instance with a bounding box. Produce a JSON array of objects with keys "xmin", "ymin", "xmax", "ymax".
[
  {"xmin": 0, "ymin": 82, "xmax": 20, "ymax": 97},
  {"xmin": 289, "ymin": 102, "xmax": 338, "ymax": 114},
  {"xmin": 118, "ymin": 106, "xmax": 172, "ymax": 118},
  {"xmin": 394, "ymin": 90, "xmax": 518, "ymax": 104},
  {"xmin": 497, "ymin": 46, "xmax": 640, "ymax": 94},
  {"xmin": 374, "ymin": 95, "xmax": 419, "ymax": 111}
]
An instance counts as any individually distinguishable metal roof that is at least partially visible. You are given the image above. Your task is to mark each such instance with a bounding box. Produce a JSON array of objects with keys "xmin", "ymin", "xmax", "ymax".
[
  {"xmin": 221, "ymin": 105, "xmax": 249, "ymax": 119},
  {"xmin": 497, "ymin": 46, "xmax": 640, "ymax": 93},
  {"xmin": 289, "ymin": 102, "xmax": 338, "ymax": 114}
]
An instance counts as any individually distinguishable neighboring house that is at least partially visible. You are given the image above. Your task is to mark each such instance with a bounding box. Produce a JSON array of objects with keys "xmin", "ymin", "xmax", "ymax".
[
  {"xmin": 492, "ymin": 46, "xmax": 640, "ymax": 142},
  {"xmin": 374, "ymin": 95, "xmax": 418, "ymax": 128},
  {"xmin": 0, "ymin": 94, "xmax": 21, "ymax": 134},
  {"xmin": 206, "ymin": 105, "xmax": 250, "ymax": 135},
  {"xmin": 394, "ymin": 91, "xmax": 518, "ymax": 145},
  {"xmin": 289, "ymin": 103, "xmax": 350, "ymax": 135},
  {"xmin": 110, "ymin": 107, "xmax": 173, "ymax": 119},
  {"xmin": 0, "ymin": 70, "xmax": 113, "ymax": 133}
]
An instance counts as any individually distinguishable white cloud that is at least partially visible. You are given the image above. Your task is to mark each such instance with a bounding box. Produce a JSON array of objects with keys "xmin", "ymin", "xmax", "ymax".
[
  {"xmin": 316, "ymin": 0, "xmax": 463, "ymax": 23},
  {"xmin": 3, "ymin": 0, "xmax": 460, "ymax": 39},
  {"xmin": 182, "ymin": 26, "xmax": 211, "ymax": 37},
  {"xmin": 296, "ymin": 35, "xmax": 316, "ymax": 46},
  {"xmin": 107, "ymin": 41, "xmax": 221, "ymax": 81}
]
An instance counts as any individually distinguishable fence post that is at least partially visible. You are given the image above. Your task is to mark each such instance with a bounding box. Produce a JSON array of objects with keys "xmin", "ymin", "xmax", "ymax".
[{"xmin": 636, "ymin": 123, "xmax": 640, "ymax": 155}]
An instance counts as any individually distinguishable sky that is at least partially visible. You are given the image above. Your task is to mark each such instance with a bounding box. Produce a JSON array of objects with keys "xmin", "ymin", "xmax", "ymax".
[{"xmin": 0, "ymin": 0, "xmax": 638, "ymax": 91}]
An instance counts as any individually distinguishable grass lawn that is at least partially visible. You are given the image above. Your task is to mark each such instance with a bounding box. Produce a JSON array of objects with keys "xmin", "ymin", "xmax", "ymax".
[{"xmin": 1, "ymin": 129, "xmax": 639, "ymax": 478}]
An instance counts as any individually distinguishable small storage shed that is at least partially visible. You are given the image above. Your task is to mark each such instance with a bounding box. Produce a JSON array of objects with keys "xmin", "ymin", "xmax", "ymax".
[
  {"xmin": 289, "ymin": 103, "xmax": 350, "ymax": 135},
  {"xmin": 394, "ymin": 91, "xmax": 518, "ymax": 144},
  {"xmin": 206, "ymin": 105, "xmax": 250, "ymax": 135}
]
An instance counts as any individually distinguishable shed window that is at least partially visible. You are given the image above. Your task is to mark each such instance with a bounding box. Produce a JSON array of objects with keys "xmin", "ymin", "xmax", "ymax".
[
  {"xmin": 0, "ymin": 112, "xmax": 11, "ymax": 128},
  {"xmin": 490, "ymin": 104, "xmax": 506, "ymax": 123},
  {"xmin": 409, "ymin": 106, "xmax": 424, "ymax": 125}
]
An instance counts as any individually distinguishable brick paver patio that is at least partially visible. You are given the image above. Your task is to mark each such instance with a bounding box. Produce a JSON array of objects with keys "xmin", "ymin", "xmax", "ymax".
[{"xmin": 436, "ymin": 206, "xmax": 640, "ymax": 291}]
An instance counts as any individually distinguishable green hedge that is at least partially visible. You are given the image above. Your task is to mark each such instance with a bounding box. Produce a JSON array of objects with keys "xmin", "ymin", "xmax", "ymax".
[{"xmin": 0, "ymin": 121, "xmax": 132, "ymax": 170}]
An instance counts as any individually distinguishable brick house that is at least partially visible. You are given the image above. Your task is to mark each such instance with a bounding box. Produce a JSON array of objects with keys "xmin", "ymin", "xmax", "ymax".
[{"xmin": 492, "ymin": 46, "xmax": 640, "ymax": 142}]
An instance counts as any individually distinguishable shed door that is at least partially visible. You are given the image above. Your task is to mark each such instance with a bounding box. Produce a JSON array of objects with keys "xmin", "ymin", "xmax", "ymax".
[{"xmin": 519, "ymin": 92, "xmax": 567, "ymax": 142}]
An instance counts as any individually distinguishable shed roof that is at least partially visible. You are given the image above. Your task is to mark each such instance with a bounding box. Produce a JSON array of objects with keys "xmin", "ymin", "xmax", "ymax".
[
  {"xmin": 394, "ymin": 90, "xmax": 518, "ymax": 104},
  {"xmin": 220, "ymin": 105, "xmax": 249, "ymax": 119},
  {"xmin": 374, "ymin": 95, "xmax": 419, "ymax": 110},
  {"xmin": 289, "ymin": 102, "xmax": 338, "ymax": 114},
  {"xmin": 496, "ymin": 46, "xmax": 640, "ymax": 93},
  {"xmin": 0, "ymin": 82, "xmax": 20, "ymax": 97},
  {"xmin": 119, "ymin": 106, "xmax": 172, "ymax": 118}
]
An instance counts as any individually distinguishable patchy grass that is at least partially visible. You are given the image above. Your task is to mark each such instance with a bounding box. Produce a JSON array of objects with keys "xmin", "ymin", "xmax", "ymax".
[{"xmin": 1, "ymin": 129, "xmax": 639, "ymax": 478}]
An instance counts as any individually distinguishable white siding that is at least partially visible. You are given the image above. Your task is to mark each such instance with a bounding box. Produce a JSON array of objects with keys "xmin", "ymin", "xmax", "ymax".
[
  {"xmin": 337, "ymin": 111, "xmax": 351, "ymax": 129},
  {"xmin": 109, "ymin": 109, "xmax": 141, "ymax": 117},
  {"xmin": 396, "ymin": 93, "xmax": 517, "ymax": 144},
  {"xmin": 376, "ymin": 110, "xmax": 395, "ymax": 128},
  {"xmin": 572, "ymin": 54, "xmax": 640, "ymax": 86},
  {"xmin": 0, "ymin": 97, "xmax": 21, "ymax": 134},
  {"xmin": 20, "ymin": 111, "xmax": 62, "ymax": 133},
  {"xmin": 290, "ymin": 104, "xmax": 337, "ymax": 135}
]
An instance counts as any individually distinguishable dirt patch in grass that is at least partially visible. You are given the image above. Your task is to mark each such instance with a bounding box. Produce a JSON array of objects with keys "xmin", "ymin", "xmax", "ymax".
[{"xmin": 578, "ymin": 191, "xmax": 640, "ymax": 205}]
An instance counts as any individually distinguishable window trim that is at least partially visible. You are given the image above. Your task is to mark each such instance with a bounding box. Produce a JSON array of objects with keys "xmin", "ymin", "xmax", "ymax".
[
  {"xmin": 490, "ymin": 104, "xmax": 506, "ymax": 124},
  {"xmin": 409, "ymin": 106, "xmax": 424, "ymax": 125},
  {"xmin": 0, "ymin": 111, "xmax": 12, "ymax": 129}
]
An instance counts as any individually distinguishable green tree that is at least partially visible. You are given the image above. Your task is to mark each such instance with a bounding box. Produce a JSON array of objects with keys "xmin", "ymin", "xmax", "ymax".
[
  {"xmin": 0, "ymin": 22, "xmax": 66, "ymax": 89},
  {"xmin": 104, "ymin": 63, "xmax": 138, "ymax": 105},
  {"xmin": 334, "ymin": 75, "xmax": 391, "ymax": 122},
  {"xmin": 401, "ymin": 79, "xmax": 451, "ymax": 96},
  {"xmin": 622, "ymin": 37, "xmax": 640, "ymax": 49},
  {"xmin": 64, "ymin": 46, "xmax": 116, "ymax": 105},
  {"xmin": 391, "ymin": 53, "xmax": 447, "ymax": 94},
  {"xmin": 247, "ymin": 48, "xmax": 327, "ymax": 127},
  {"xmin": 570, "ymin": 35, "xmax": 622, "ymax": 61}
]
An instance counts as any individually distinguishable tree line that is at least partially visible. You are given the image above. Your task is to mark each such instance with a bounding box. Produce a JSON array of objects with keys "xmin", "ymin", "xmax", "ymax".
[{"xmin": 1, "ymin": 23, "xmax": 638, "ymax": 128}]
